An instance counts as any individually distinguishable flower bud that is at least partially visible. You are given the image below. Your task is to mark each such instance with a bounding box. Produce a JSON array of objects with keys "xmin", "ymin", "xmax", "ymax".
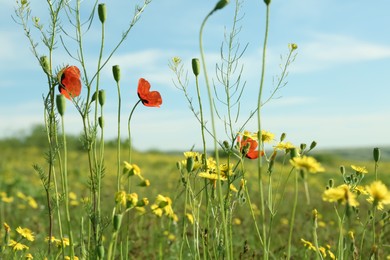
[
  {"xmin": 309, "ymin": 141, "xmax": 317, "ymax": 151},
  {"xmin": 289, "ymin": 43, "xmax": 298, "ymax": 51},
  {"xmin": 340, "ymin": 165, "xmax": 346, "ymax": 175},
  {"xmin": 112, "ymin": 65, "xmax": 120, "ymax": 82},
  {"xmin": 98, "ymin": 89, "xmax": 106, "ymax": 106},
  {"xmin": 91, "ymin": 91, "xmax": 97, "ymax": 103},
  {"xmin": 264, "ymin": 0, "xmax": 271, "ymax": 5},
  {"xmin": 113, "ymin": 214, "xmax": 123, "ymax": 231},
  {"xmin": 136, "ymin": 198, "xmax": 149, "ymax": 207},
  {"xmin": 280, "ymin": 132, "xmax": 286, "ymax": 142},
  {"xmin": 98, "ymin": 116, "xmax": 104, "ymax": 128},
  {"xmin": 56, "ymin": 94, "xmax": 66, "ymax": 116},
  {"xmin": 290, "ymin": 148, "xmax": 299, "ymax": 159},
  {"xmin": 300, "ymin": 143, "xmax": 306, "ymax": 151},
  {"xmin": 328, "ymin": 178, "xmax": 334, "ymax": 188},
  {"xmin": 213, "ymin": 0, "xmax": 229, "ymax": 12},
  {"xmin": 40, "ymin": 56, "xmax": 50, "ymax": 75},
  {"xmin": 191, "ymin": 58, "xmax": 200, "ymax": 77},
  {"xmin": 98, "ymin": 3, "xmax": 106, "ymax": 24},
  {"xmin": 373, "ymin": 147, "xmax": 381, "ymax": 163},
  {"xmin": 138, "ymin": 179, "xmax": 150, "ymax": 187}
]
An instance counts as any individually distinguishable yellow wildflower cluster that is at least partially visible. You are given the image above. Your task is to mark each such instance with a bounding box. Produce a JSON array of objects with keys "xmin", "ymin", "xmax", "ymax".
[
  {"xmin": 322, "ymin": 184, "xmax": 359, "ymax": 207},
  {"xmin": 115, "ymin": 191, "xmax": 149, "ymax": 210},
  {"xmin": 151, "ymin": 194, "xmax": 178, "ymax": 222},
  {"xmin": 122, "ymin": 162, "xmax": 150, "ymax": 187},
  {"xmin": 300, "ymin": 239, "xmax": 335, "ymax": 259},
  {"xmin": 45, "ymin": 236, "xmax": 70, "ymax": 248}
]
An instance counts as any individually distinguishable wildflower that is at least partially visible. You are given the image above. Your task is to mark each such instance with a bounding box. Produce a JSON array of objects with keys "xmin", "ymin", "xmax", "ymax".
[
  {"xmin": 322, "ymin": 184, "xmax": 359, "ymax": 207},
  {"xmin": 27, "ymin": 197, "xmax": 38, "ymax": 209},
  {"xmin": 115, "ymin": 191, "xmax": 127, "ymax": 207},
  {"xmin": 290, "ymin": 156, "xmax": 325, "ymax": 173},
  {"xmin": 274, "ymin": 141, "xmax": 295, "ymax": 151},
  {"xmin": 9, "ymin": 239, "xmax": 29, "ymax": 251},
  {"xmin": 233, "ymin": 218, "xmax": 241, "ymax": 225},
  {"xmin": 64, "ymin": 257, "xmax": 79, "ymax": 260},
  {"xmin": 136, "ymin": 198, "xmax": 149, "ymax": 207},
  {"xmin": 182, "ymin": 151, "xmax": 202, "ymax": 171},
  {"xmin": 300, "ymin": 238, "xmax": 316, "ymax": 251},
  {"xmin": 172, "ymin": 56, "xmax": 181, "ymax": 65},
  {"xmin": 237, "ymin": 132, "xmax": 263, "ymax": 159},
  {"xmin": 198, "ymin": 172, "xmax": 227, "ymax": 181},
  {"xmin": 126, "ymin": 193, "xmax": 138, "ymax": 208},
  {"xmin": 1, "ymin": 193, "xmax": 14, "ymax": 203},
  {"xmin": 58, "ymin": 66, "xmax": 82, "ymax": 100},
  {"xmin": 151, "ymin": 195, "xmax": 176, "ymax": 221},
  {"xmin": 289, "ymin": 43, "xmax": 298, "ymax": 51},
  {"xmin": 261, "ymin": 130, "xmax": 275, "ymax": 143},
  {"xmin": 230, "ymin": 184, "xmax": 238, "ymax": 193},
  {"xmin": 123, "ymin": 162, "xmax": 142, "ymax": 178},
  {"xmin": 138, "ymin": 179, "xmax": 150, "ymax": 187},
  {"xmin": 16, "ymin": 226, "xmax": 35, "ymax": 241},
  {"xmin": 366, "ymin": 181, "xmax": 390, "ymax": 210},
  {"xmin": 137, "ymin": 78, "xmax": 162, "ymax": 107},
  {"xmin": 56, "ymin": 237, "xmax": 70, "ymax": 248},
  {"xmin": 25, "ymin": 253, "xmax": 33, "ymax": 259},
  {"xmin": 17, "ymin": 191, "xmax": 27, "ymax": 200},
  {"xmin": 351, "ymin": 165, "xmax": 368, "ymax": 174},
  {"xmin": 186, "ymin": 213, "xmax": 194, "ymax": 225},
  {"xmin": 353, "ymin": 185, "xmax": 368, "ymax": 195},
  {"xmin": 318, "ymin": 247, "xmax": 327, "ymax": 258}
]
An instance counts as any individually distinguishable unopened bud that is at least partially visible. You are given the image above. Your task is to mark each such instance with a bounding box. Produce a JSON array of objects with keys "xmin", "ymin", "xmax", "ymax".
[
  {"xmin": 328, "ymin": 178, "xmax": 334, "ymax": 188},
  {"xmin": 192, "ymin": 58, "xmax": 200, "ymax": 76},
  {"xmin": 264, "ymin": 0, "xmax": 271, "ymax": 5},
  {"xmin": 280, "ymin": 132, "xmax": 286, "ymax": 142},
  {"xmin": 98, "ymin": 116, "xmax": 104, "ymax": 128},
  {"xmin": 290, "ymin": 148, "xmax": 299, "ymax": 159},
  {"xmin": 98, "ymin": 89, "xmax": 106, "ymax": 106},
  {"xmin": 138, "ymin": 179, "xmax": 150, "ymax": 187},
  {"xmin": 213, "ymin": 0, "xmax": 229, "ymax": 12},
  {"xmin": 40, "ymin": 56, "xmax": 50, "ymax": 74},
  {"xmin": 373, "ymin": 147, "xmax": 381, "ymax": 163},
  {"xmin": 91, "ymin": 91, "xmax": 97, "ymax": 103},
  {"xmin": 56, "ymin": 94, "xmax": 66, "ymax": 116},
  {"xmin": 340, "ymin": 165, "xmax": 346, "ymax": 175},
  {"xmin": 309, "ymin": 141, "xmax": 317, "ymax": 150},
  {"xmin": 300, "ymin": 143, "xmax": 306, "ymax": 151},
  {"xmin": 186, "ymin": 157, "xmax": 194, "ymax": 172},
  {"xmin": 112, "ymin": 65, "xmax": 120, "ymax": 82},
  {"xmin": 98, "ymin": 3, "xmax": 106, "ymax": 24},
  {"xmin": 97, "ymin": 245, "xmax": 105, "ymax": 259},
  {"xmin": 289, "ymin": 43, "xmax": 298, "ymax": 50}
]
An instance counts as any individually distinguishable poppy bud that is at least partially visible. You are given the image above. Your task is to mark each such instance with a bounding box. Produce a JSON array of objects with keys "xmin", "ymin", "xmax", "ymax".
[
  {"xmin": 98, "ymin": 116, "xmax": 104, "ymax": 128},
  {"xmin": 98, "ymin": 3, "xmax": 106, "ymax": 24},
  {"xmin": 112, "ymin": 65, "xmax": 120, "ymax": 82},
  {"xmin": 373, "ymin": 147, "xmax": 381, "ymax": 163},
  {"xmin": 191, "ymin": 58, "xmax": 200, "ymax": 76},
  {"xmin": 40, "ymin": 56, "xmax": 50, "ymax": 75},
  {"xmin": 264, "ymin": 0, "xmax": 271, "ymax": 5},
  {"xmin": 309, "ymin": 141, "xmax": 317, "ymax": 150},
  {"xmin": 56, "ymin": 94, "xmax": 66, "ymax": 116},
  {"xmin": 213, "ymin": 0, "xmax": 229, "ymax": 12},
  {"xmin": 91, "ymin": 91, "xmax": 97, "ymax": 103},
  {"xmin": 113, "ymin": 214, "xmax": 123, "ymax": 231},
  {"xmin": 98, "ymin": 89, "xmax": 106, "ymax": 106}
]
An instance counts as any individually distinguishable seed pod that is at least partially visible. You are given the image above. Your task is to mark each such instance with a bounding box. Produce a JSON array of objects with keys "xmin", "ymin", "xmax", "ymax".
[
  {"xmin": 373, "ymin": 147, "xmax": 381, "ymax": 163},
  {"xmin": 98, "ymin": 3, "xmax": 106, "ymax": 24},
  {"xmin": 112, "ymin": 65, "xmax": 120, "ymax": 82},
  {"xmin": 98, "ymin": 89, "xmax": 106, "ymax": 106},
  {"xmin": 191, "ymin": 58, "xmax": 200, "ymax": 77},
  {"xmin": 56, "ymin": 94, "xmax": 66, "ymax": 116}
]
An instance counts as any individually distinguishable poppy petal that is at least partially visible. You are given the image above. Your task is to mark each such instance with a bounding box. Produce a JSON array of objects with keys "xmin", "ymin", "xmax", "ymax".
[
  {"xmin": 59, "ymin": 66, "xmax": 81, "ymax": 100},
  {"xmin": 137, "ymin": 78, "xmax": 162, "ymax": 107}
]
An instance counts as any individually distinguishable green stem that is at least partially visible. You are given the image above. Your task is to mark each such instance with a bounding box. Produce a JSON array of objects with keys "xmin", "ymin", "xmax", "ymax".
[
  {"xmin": 116, "ymin": 81, "xmax": 122, "ymax": 192},
  {"xmin": 287, "ymin": 170, "xmax": 298, "ymax": 259},
  {"xmin": 199, "ymin": 10, "xmax": 231, "ymax": 260},
  {"xmin": 256, "ymin": 3, "xmax": 271, "ymax": 259},
  {"xmin": 127, "ymin": 100, "xmax": 142, "ymax": 164}
]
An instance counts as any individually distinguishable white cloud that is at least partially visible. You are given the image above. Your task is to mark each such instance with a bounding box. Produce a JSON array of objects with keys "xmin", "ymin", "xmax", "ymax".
[{"xmin": 292, "ymin": 33, "xmax": 390, "ymax": 73}]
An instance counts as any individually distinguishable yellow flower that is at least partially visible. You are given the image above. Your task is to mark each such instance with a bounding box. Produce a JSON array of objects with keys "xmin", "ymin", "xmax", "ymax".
[
  {"xmin": 318, "ymin": 246, "xmax": 327, "ymax": 258},
  {"xmin": 229, "ymin": 184, "xmax": 238, "ymax": 193},
  {"xmin": 25, "ymin": 253, "xmax": 34, "ymax": 259},
  {"xmin": 115, "ymin": 191, "xmax": 127, "ymax": 206},
  {"xmin": 126, "ymin": 193, "xmax": 138, "ymax": 208},
  {"xmin": 233, "ymin": 218, "xmax": 241, "ymax": 225},
  {"xmin": 300, "ymin": 238, "xmax": 316, "ymax": 251},
  {"xmin": 136, "ymin": 198, "xmax": 149, "ymax": 207},
  {"xmin": 64, "ymin": 257, "xmax": 79, "ymax": 260},
  {"xmin": 322, "ymin": 184, "xmax": 359, "ymax": 207},
  {"xmin": 290, "ymin": 156, "xmax": 325, "ymax": 173},
  {"xmin": 182, "ymin": 151, "xmax": 202, "ymax": 171},
  {"xmin": 261, "ymin": 130, "xmax": 275, "ymax": 143},
  {"xmin": 239, "ymin": 130, "xmax": 258, "ymax": 140},
  {"xmin": 16, "ymin": 226, "xmax": 35, "ymax": 241},
  {"xmin": 198, "ymin": 172, "xmax": 227, "ymax": 181},
  {"xmin": 351, "ymin": 165, "xmax": 368, "ymax": 174},
  {"xmin": 123, "ymin": 162, "xmax": 142, "ymax": 178},
  {"xmin": 151, "ymin": 195, "xmax": 176, "ymax": 221},
  {"xmin": 3, "ymin": 222, "xmax": 11, "ymax": 233},
  {"xmin": 17, "ymin": 191, "xmax": 27, "ymax": 200},
  {"xmin": 274, "ymin": 141, "xmax": 295, "ymax": 151},
  {"xmin": 366, "ymin": 181, "xmax": 390, "ymax": 210},
  {"xmin": 354, "ymin": 185, "xmax": 368, "ymax": 195},
  {"xmin": 1, "ymin": 195, "xmax": 14, "ymax": 203},
  {"xmin": 69, "ymin": 192, "xmax": 77, "ymax": 200},
  {"xmin": 8, "ymin": 239, "xmax": 29, "ymax": 251},
  {"xmin": 138, "ymin": 179, "xmax": 150, "ymax": 187},
  {"xmin": 186, "ymin": 213, "xmax": 194, "ymax": 225},
  {"xmin": 56, "ymin": 237, "xmax": 70, "ymax": 248},
  {"xmin": 27, "ymin": 197, "xmax": 38, "ymax": 209}
]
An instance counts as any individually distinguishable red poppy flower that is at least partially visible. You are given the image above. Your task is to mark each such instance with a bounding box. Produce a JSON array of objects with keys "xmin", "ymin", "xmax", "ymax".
[
  {"xmin": 58, "ymin": 66, "xmax": 81, "ymax": 100},
  {"xmin": 137, "ymin": 78, "xmax": 162, "ymax": 107},
  {"xmin": 237, "ymin": 136, "xmax": 264, "ymax": 159}
]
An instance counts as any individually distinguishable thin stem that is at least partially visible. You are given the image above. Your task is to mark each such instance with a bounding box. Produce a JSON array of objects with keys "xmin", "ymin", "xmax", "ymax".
[
  {"xmin": 256, "ymin": 3, "xmax": 270, "ymax": 259},
  {"xmin": 116, "ymin": 80, "xmax": 122, "ymax": 192},
  {"xmin": 128, "ymin": 100, "xmax": 142, "ymax": 164},
  {"xmin": 287, "ymin": 170, "xmax": 298, "ymax": 259}
]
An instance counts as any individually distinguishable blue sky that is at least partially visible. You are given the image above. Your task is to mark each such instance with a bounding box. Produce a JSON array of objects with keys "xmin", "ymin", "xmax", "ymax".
[{"xmin": 1, "ymin": 0, "xmax": 390, "ymax": 151}]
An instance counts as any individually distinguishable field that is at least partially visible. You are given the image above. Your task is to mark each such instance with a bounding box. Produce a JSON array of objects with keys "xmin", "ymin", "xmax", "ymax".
[{"xmin": 1, "ymin": 130, "xmax": 390, "ymax": 259}]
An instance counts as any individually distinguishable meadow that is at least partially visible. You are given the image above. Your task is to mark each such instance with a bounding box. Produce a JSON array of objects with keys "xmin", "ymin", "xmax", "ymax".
[{"xmin": 3, "ymin": 0, "xmax": 390, "ymax": 259}]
